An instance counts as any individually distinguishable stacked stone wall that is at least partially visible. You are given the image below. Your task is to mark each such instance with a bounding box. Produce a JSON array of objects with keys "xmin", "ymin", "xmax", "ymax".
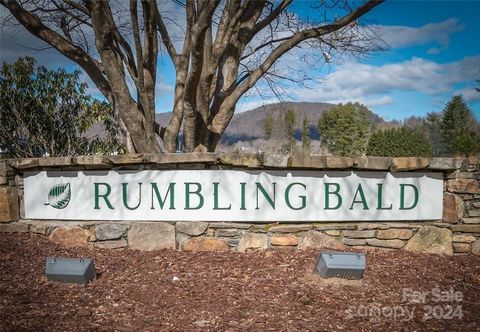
[{"xmin": 1, "ymin": 153, "xmax": 479, "ymax": 256}]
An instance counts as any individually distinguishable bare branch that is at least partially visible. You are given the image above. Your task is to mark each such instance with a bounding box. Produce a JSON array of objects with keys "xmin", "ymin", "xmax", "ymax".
[
  {"xmin": 130, "ymin": 0, "xmax": 144, "ymax": 90},
  {"xmin": 232, "ymin": 0, "xmax": 384, "ymax": 102},
  {"xmin": 153, "ymin": 0, "xmax": 178, "ymax": 64},
  {"xmin": 0, "ymin": 0, "xmax": 112, "ymax": 101}
]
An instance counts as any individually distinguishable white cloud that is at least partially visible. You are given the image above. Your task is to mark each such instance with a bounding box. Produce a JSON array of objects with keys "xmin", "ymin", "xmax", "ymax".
[
  {"xmin": 454, "ymin": 87, "xmax": 480, "ymax": 102},
  {"xmin": 376, "ymin": 18, "xmax": 464, "ymax": 50},
  {"xmin": 362, "ymin": 96, "xmax": 394, "ymax": 107},
  {"xmin": 285, "ymin": 56, "xmax": 480, "ymax": 107},
  {"xmin": 427, "ymin": 47, "xmax": 441, "ymax": 55},
  {"xmin": 156, "ymin": 81, "xmax": 174, "ymax": 96}
]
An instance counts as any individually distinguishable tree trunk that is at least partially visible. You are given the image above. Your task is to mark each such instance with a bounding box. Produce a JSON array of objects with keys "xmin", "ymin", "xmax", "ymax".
[{"xmin": 118, "ymin": 103, "xmax": 161, "ymax": 153}]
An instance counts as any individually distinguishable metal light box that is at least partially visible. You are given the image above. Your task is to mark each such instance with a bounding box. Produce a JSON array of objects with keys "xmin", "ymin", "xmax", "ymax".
[
  {"xmin": 45, "ymin": 257, "xmax": 96, "ymax": 284},
  {"xmin": 315, "ymin": 251, "xmax": 366, "ymax": 280}
]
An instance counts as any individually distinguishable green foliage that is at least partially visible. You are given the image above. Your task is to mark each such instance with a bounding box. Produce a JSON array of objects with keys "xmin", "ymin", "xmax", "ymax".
[
  {"xmin": 366, "ymin": 127, "xmax": 432, "ymax": 157},
  {"xmin": 317, "ymin": 102, "xmax": 371, "ymax": 156},
  {"xmin": 302, "ymin": 116, "xmax": 311, "ymax": 151},
  {"xmin": 283, "ymin": 109, "xmax": 296, "ymax": 152},
  {"xmin": 262, "ymin": 112, "xmax": 274, "ymax": 139},
  {"xmin": 0, "ymin": 57, "xmax": 124, "ymax": 157},
  {"xmin": 440, "ymin": 95, "xmax": 480, "ymax": 156}
]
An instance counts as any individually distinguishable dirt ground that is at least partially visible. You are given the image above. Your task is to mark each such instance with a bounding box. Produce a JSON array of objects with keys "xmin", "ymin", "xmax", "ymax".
[{"xmin": 1, "ymin": 233, "xmax": 479, "ymax": 332}]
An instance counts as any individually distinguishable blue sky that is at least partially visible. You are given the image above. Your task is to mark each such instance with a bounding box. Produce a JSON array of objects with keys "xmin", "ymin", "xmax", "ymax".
[
  {"xmin": 361, "ymin": 0, "xmax": 480, "ymax": 120},
  {"xmin": 1, "ymin": 0, "xmax": 479, "ymax": 121},
  {"xmin": 153, "ymin": 0, "xmax": 480, "ymax": 121}
]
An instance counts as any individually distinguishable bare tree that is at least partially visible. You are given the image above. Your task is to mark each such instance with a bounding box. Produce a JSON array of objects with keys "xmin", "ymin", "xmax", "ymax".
[{"xmin": 1, "ymin": 0, "xmax": 385, "ymax": 153}]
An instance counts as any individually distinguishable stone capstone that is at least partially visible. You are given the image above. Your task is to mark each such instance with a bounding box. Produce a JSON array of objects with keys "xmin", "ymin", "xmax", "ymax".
[
  {"xmin": 49, "ymin": 227, "xmax": 89, "ymax": 247},
  {"xmin": 353, "ymin": 157, "xmax": 392, "ymax": 170},
  {"xmin": 95, "ymin": 223, "xmax": 128, "ymax": 240},
  {"xmin": 8, "ymin": 158, "xmax": 40, "ymax": 169},
  {"xmin": 38, "ymin": 157, "xmax": 72, "ymax": 167},
  {"xmin": 181, "ymin": 237, "xmax": 229, "ymax": 252},
  {"xmin": 404, "ymin": 226, "xmax": 453, "ymax": 256},
  {"xmin": 106, "ymin": 154, "xmax": 144, "ymax": 165},
  {"xmin": 128, "ymin": 222, "xmax": 175, "ymax": 251},
  {"xmin": 325, "ymin": 156, "xmax": 354, "ymax": 168},
  {"xmin": 391, "ymin": 157, "xmax": 429, "ymax": 171},
  {"xmin": 237, "ymin": 233, "xmax": 269, "ymax": 252},
  {"xmin": 263, "ymin": 153, "xmax": 289, "ymax": 168},
  {"xmin": 72, "ymin": 155, "xmax": 108, "ymax": 167},
  {"xmin": 144, "ymin": 153, "xmax": 217, "ymax": 165},
  {"xmin": 218, "ymin": 153, "xmax": 262, "ymax": 168},
  {"xmin": 299, "ymin": 231, "xmax": 345, "ymax": 250},
  {"xmin": 428, "ymin": 158, "xmax": 464, "ymax": 170},
  {"xmin": 175, "ymin": 221, "xmax": 208, "ymax": 236},
  {"xmin": 289, "ymin": 154, "xmax": 327, "ymax": 169}
]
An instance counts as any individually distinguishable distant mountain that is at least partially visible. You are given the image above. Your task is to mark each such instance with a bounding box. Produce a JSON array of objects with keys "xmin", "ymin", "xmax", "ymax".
[
  {"xmin": 155, "ymin": 101, "xmax": 338, "ymax": 145},
  {"xmin": 156, "ymin": 101, "xmax": 392, "ymax": 145},
  {"xmin": 88, "ymin": 101, "xmax": 391, "ymax": 148}
]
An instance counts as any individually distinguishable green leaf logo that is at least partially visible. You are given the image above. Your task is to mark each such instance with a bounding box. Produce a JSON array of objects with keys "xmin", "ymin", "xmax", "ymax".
[{"xmin": 45, "ymin": 183, "xmax": 71, "ymax": 209}]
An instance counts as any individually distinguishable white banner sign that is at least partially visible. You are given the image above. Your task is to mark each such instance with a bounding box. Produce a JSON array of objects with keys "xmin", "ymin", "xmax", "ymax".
[{"xmin": 24, "ymin": 170, "xmax": 443, "ymax": 222}]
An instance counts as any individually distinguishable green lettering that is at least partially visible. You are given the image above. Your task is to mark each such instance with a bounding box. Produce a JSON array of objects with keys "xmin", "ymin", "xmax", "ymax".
[
  {"xmin": 94, "ymin": 183, "xmax": 114, "ymax": 209},
  {"xmin": 377, "ymin": 183, "xmax": 393, "ymax": 210},
  {"xmin": 400, "ymin": 184, "xmax": 419, "ymax": 210},
  {"xmin": 185, "ymin": 182, "xmax": 204, "ymax": 210},
  {"xmin": 324, "ymin": 183, "xmax": 342, "ymax": 210},
  {"xmin": 151, "ymin": 183, "xmax": 175, "ymax": 210},
  {"xmin": 285, "ymin": 182, "xmax": 306, "ymax": 210},
  {"xmin": 255, "ymin": 182, "xmax": 276, "ymax": 210},
  {"xmin": 240, "ymin": 182, "xmax": 247, "ymax": 210},
  {"xmin": 122, "ymin": 183, "xmax": 142, "ymax": 210},
  {"xmin": 349, "ymin": 183, "xmax": 368, "ymax": 210},
  {"xmin": 213, "ymin": 182, "xmax": 231, "ymax": 210}
]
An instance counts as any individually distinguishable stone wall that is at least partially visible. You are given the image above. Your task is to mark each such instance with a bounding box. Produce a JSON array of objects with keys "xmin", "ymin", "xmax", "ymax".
[{"xmin": 1, "ymin": 153, "xmax": 479, "ymax": 256}]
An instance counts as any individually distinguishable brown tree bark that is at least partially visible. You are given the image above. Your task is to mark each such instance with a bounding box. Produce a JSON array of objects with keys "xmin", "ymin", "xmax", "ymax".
[{"xmin": 1, "ymin": 0, "xmax": 385, "ymax": 153}]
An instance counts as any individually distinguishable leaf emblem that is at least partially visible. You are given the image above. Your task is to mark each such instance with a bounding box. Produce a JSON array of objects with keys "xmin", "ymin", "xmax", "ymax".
[{"xmin": 46, "ymin": 183, "xmax": 71, "ymax": 209}]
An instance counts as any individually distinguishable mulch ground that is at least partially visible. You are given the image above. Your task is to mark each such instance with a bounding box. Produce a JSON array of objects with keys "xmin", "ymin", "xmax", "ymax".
[{"xmin": 1, "ymin": 233, "xmax": 479, "ymax": 332}]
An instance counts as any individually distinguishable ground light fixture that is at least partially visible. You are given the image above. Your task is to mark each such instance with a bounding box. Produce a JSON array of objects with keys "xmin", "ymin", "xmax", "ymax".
[
  {"xmin": 315, "ymin": 251, "xmax": 366, "ymax": 280},
  {"xmin": 45, "ymin": 257, "xmax": 96, "ymax": 284}
]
